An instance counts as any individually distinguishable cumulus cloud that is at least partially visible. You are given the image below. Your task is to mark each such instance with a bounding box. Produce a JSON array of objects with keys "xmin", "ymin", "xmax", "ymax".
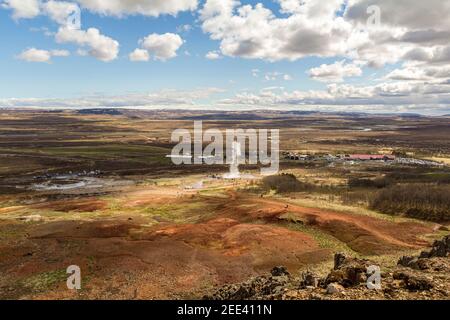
[
  {"xmin": 129, "ymin": 48, "xmax": 149, "ymax": 62},
  {"xmin": 309, "ymin": 60, "xmax": 363, "ymax": 83},
  {"xmin": 345, "ymin": 0, "xmax": 450, "ymax": 31},
  {"xmin": 198, "ymin": 0, "xmax": 450, "ymax": 67},
  {"xmin": 3, "ymin": 0, "xmax": 198, "ymax": 21},
  {"xmin": 130, "ymin": 33, "xmax": 183, "ymax": 61},
  {"xmin": 205, "ymin": 50, "xmax": 221, "ymax": 60},
  {"xmin": 75, "ymin": 0, "xmax": 197, "ymax": 17},
  {"xmin": 2, "ymin": 0, "xmax": 40, "ymax": 19},
  {"xmin": 3, "ymin": 0, "xmax": 78, "ymax": 23},
  {"xmin": 55, "ymin": 27, "xmax": 119, "ymax": 62},
  {"xmin": 200, "ymin": 0, "xmax": 353, "ymax": 61},
  {"xmin": 42, "ymin": 0, "xmax": 79, "ymax": 25},
  {"xmin": 17, "ymin": 47, "xmax": 69, "ymax": 62}
]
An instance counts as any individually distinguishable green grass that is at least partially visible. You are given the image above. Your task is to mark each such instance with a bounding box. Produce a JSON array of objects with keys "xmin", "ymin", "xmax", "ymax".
[
  {"xmin": 276, "ymin": 216, "xmax": 358, "ymax": 257},
  {"xmin": 0, "ymin": 223, "xmax": 28, "ymax": 240},
  {"xmin": 141, "ymin": 202, "xmax": 211, "ymax": 223},
  {"xmin": 21, "ymin": 269, "xmax": 68, "ymax": 293}
]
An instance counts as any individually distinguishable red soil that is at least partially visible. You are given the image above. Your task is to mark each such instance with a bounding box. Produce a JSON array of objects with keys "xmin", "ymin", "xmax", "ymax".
[{"xmin": 0, "ymin": 190, "xmax": 435, "ymax": 299}]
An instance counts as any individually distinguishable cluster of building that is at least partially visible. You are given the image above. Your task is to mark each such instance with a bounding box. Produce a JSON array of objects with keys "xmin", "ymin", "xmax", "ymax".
[
  {"xmin": 282, "ymin": 152, "xmax": 395, "ymax": 162},
  {"xmin": 395, "ymin": 158, "xmax": 444, "ymax": 167},
  {"xmin": 282, "ymin": 152, "xmax": 445, "ymax": 167}
]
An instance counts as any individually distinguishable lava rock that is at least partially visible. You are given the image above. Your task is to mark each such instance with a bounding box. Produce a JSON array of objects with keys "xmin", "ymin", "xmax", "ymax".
[
  {"xmin": 271, "ymin": 266, "xmax": 290, "ymax": 277},
  {"xmin": 300, "ymin": 271, "xmax": 320, "ymax": 288},
  {"xmin": 393, "ymin": 270, "xmax": 433, "ymax": 291}
]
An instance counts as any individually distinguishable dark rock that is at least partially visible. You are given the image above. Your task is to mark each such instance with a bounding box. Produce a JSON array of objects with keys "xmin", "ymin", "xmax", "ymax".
[
  {"xmin": 325, "ymin": 270, "xmax": 345, "ymax": 285},
  {"xmin": 334, "ymin": 252, "xmax": 347, "ymax": 270},
  {"xmin": 271, "ymin": 266, "xmax": 290, "ymax": 277},
  {"xmin": 393, "ymin": 270, "xmax": 433, "ymax": 291},
  {"xmin": 326, "ymin": 253, "xmax": 371, "ymax": 288},
  {"xmin": 428, "ymin": 236, "xmax": 449, "ymax": 258},
  {"xmin": 299, "ymin": 271, "xmax": 319, "ymax": 288},
  {"xmin": 398, "ymin": 255, "xmax": 417, "ymax": 267},
  {"xmin": 419, "ymin": 236, "xmax": 450, "ymax": 259}
]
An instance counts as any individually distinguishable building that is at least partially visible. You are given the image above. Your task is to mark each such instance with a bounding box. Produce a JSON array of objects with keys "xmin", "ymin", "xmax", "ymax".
[{"xmin": 346, "ymin": 154, "xmax": 395, "ymax": 161}]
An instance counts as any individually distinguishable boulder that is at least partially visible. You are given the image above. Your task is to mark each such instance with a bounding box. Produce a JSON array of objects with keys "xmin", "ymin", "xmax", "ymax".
[
  {"xmin": 325, "ymin": 253, "xmax": 371, "ymax": 288},
  {"xmin": 326, "ymin": 283, "xmax": 344, "ymax": 294},
  {"xmin": 428, "ymin": 236, "xmax": 450, "ymax": 258},
  {"xmin": 393, "ymin": 270, "xmax": 433, "ymax": 291},
  {"xmin": 271, "ymin": 266, "xmax": 290, "ymax": 277},
  {"xmin": 334, "ymin": 252, "xmax": 347, "ymax": 270},
  {"xmin": 419, "ymin": 236, "xmax": 450, "ymax": 259},
  {"xmin": 299, "ymin": 271, "xmax": 320, "ymax": 288}
]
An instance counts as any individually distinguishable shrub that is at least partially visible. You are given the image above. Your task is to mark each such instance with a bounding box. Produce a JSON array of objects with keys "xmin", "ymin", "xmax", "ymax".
[
  {"xmin": 348, "ymin": 177, "xmax": 392, "ymax": 189},
  {"xmin": 261, "ymin": 174, "xmax": 315, "ymax": 193},
  {"xmin": 370, "ymin": 184, "xmax": 450, "ymax": 222}
]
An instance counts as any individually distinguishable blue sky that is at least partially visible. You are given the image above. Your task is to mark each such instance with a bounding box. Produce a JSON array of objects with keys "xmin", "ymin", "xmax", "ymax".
[
  {"xmin": 0, "ymin": 1, "xmax": 449, "ymax": 114},
  {"xmin": 0, "ymin": 2, "xmax": 329, "ymax": 99}
]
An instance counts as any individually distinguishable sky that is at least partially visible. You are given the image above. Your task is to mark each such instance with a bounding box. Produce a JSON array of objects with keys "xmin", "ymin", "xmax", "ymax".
[{"xmin": 0, "ymin": 0, "xmax": 449, "ymax": 115}]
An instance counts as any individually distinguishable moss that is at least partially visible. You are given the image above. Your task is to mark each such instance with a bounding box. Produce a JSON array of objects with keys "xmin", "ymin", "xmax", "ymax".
[
  {"xmin": 21, "ymin": 269, "xmax": 68, "ymax": 292},
  {"xmin": 279, "ymin": 219, "xmax": 358, "ymax": 257}
]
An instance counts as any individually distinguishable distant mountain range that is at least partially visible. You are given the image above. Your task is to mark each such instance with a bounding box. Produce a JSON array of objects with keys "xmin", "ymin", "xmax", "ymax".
[{"xmin": 77, "ymin": 108, "xmax": 123, "ymax": 115}]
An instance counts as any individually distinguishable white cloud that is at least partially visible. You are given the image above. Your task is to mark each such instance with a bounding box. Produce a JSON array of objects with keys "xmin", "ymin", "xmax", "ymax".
[
  {"xmin": 177, "ymin": 24, "xmax": 192, "ymax": 33},
  {"xmin": 385, "ymin": 65, "xmax": 450, "ymax": 82},
  {"xmin": 218, "ymin": 81, "xmax": 450, "ymax": 114},
  {"xmin": 130, "ymin": 33, "xmax": 183, "ymax": 61},
  {"xmin": 0, "ymin": 87, "xmax": 226, "ymax": 109},
  {"xmin": 309, "ymin": 60, "xmax": 363, "ymax": 83},
  {"xmin": 75, "ymin": 0, "xmax": 197, "ymax": 17},
  {"xmin": 129, "ymin": 48, "xmax": 149, "ymax": 62},
  {"xmin": 50, "ymin": 49, "xmax": 70, "ymax": 57},
  {"xmin": 42, "ymin": 0, "xmax": 79, "ymax": 25},
  {"xmin": 2, "ymin": 0, "xmax": 198, "ymax": 21},
  {"xmin": 17, "ymin": 47, "xmax": 70, "ymax": 63},
  {"xmin": 345, "ymin": 0, "xmax": 450, "ymax": 31},
  {"xmin": 2, "ymin": 0, "xmax": 40, "ymax": 19},
  {"xmin": 55, "ymin": 27, "xmax": 119, "ymax": 62},
  {"xmin": 264, "ymin": 72, "xmax": 281, "ymax": 81},
  {"xmin": 200, "ymin": 0, "xmax": 351, "ymax": 61},
  {"xmin": 263, "ymin": 72, "xmax": 292, "ymax": 81},
  {"xmin": 205, "ymin": 50, "xmax": 221, "ymax": 60},
  {"xmin": 198, "ymin": 0, "xmax": 450, "ymax": 71}
]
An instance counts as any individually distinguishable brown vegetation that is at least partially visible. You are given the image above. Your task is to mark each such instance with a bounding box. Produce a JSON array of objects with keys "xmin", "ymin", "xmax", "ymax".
[
  {"xmin": 262, "ymin": 174, "xmax": 315, "ymax": 193},
  {"xmin": 370, "ymin": 184, "xmax": 450, "ymax": 222}
]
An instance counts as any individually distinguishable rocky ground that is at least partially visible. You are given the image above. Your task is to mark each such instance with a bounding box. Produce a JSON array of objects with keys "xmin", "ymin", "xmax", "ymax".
[{"xmin": 204, "ymin": 236, "xmax": 450, "ymax": 300}]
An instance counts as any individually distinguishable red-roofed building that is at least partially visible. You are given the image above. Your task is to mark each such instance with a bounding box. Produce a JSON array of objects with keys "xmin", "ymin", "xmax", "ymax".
[{"xmin": 346, "ymin": 154, "xmax": 395, "ymax": 161}]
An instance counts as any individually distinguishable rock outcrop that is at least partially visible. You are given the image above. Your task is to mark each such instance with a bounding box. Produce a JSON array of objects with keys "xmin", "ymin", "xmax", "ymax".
[{"xmin": 204, "ymin": 236, "xmax": 450, "ymax": 300}]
